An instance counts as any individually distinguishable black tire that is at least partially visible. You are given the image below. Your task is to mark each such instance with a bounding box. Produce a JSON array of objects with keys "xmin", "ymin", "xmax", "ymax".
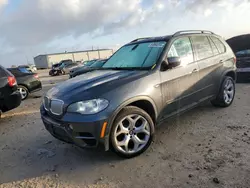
[
  {"xmin": 17, "ymin": 85, "xmax": 29, "ymax": 100},
  {"xmin": 49, "ymin": 70, "xmax": 54, "ymax": 76},
  {"xmin": 110, "ymin": 106, "xmax": 155, "ymax": 158},
  {"xmin": 211, "ymin": 76, "xmax": 235, "ymax": 107}
]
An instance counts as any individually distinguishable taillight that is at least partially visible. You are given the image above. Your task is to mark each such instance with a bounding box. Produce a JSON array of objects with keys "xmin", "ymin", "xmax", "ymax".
[
  {"xmin": 233, "ymin": 57, "xmax": 237, "ymax": 64},
  {"xmin": 34, "ymin": 74, "xmax": 39, "ymax": 79},
  {"xmin": 7, "ymin": 76, "xmax": 17, "ymax": 87}
]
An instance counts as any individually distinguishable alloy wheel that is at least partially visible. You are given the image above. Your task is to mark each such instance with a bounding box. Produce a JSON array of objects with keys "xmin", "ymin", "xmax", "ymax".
[
  {"xmin": 223, "ymin": 79, "xmax": 234, "ymax": 104},
  {"xmin": 18, "ymin": 87, "xmax": 28, "ymax": 100},
  {"xmin": 114, "ymin": 114, "xmax": 151, "ymax": 154}
]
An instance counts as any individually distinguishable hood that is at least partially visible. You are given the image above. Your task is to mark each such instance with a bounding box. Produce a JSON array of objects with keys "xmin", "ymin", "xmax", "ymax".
[
  {"xmin": 70, "ymin": 66, "xmax": 87, "ymax": 73},
  {"xmin": 47, "ymin": 70, "xmax": 147, "ymax": 100},
  {"xmin": 75, "ymin": 67, "xmax": 95, "ymax": 74}
]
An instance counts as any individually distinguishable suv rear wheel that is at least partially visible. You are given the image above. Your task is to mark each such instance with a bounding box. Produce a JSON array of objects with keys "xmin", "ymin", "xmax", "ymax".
[
  {"xmin": 110, "ymin": 106, "xmax": 155, "ymax": 158},
  {"xmin": 211, "ymin": 76, "xmax": 235, "ymax": 107}
]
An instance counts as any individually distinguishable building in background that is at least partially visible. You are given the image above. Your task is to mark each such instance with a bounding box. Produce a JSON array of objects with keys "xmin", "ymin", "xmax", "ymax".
[{"xmin": 34, "ymin": 49, "xmax": 113, "ymax": 69}]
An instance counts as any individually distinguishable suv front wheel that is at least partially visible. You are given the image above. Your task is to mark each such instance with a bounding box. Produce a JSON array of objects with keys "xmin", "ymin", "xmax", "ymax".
[
  {"xmin": 110, "ymin": 106, "xmax": 155, "ymax": 158},
  {"xmin": 211, "ymin": 76, "xmax": 235, "ymax": 107}
]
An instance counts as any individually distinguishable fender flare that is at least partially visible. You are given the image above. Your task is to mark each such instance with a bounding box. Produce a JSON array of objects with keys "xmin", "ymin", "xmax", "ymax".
[{"xmin": 216, "ymin": 69, "xmax": 236, "ymax": 95}]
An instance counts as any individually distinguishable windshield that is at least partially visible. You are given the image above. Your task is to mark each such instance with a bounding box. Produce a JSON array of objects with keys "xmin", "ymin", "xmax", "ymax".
[
  {"xmin": 103, "ymin": 41, "xmax": 166, "ymax": 69},
  {"xmin": 90, "ymin": 60, "xmax": 106, "ymax": 68}
]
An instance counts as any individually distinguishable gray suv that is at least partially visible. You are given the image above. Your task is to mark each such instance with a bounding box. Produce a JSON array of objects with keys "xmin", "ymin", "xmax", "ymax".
[{"xmin": 41, "ymin": 30, "xmax": 236, "ymax": 158}]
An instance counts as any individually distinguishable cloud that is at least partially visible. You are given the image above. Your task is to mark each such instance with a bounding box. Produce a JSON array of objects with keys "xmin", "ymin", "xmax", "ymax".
[
  {"xmin": 204, "ymin": 9, "xmax": 213, "ymax": 17},
  {"xmin": 0, "ymin": 0, "xmax": 147, "ymax": 48},
  {"xmin": 0, "ymin": 0, "xmax": 8, "ymax": 10},
  {"xmin": 0, "ymin": 0, "xmax": 250, "ymax": 67},
  {"xmin": 0, "ymin": 0, "xmax": 248, "ymax": 49}
]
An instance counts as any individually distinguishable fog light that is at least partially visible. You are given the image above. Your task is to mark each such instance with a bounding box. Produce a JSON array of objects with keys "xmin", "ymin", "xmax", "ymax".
[{"xmin": 69, "ymin": 124, "xmax": 73, "ymax": 130}]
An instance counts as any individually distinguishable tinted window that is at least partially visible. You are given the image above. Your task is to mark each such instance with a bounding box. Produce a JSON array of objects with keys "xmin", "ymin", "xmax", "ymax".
[
  {"xmin": 0, "ymin": 66, "xmax": 7, "ymax": 77},
  {"xmin": 19, "ymin": 67, "xmax": 31, "ymax": 73},
  {"xmin": 236, "ymin": 49, "xmax": 250, "ymax": 57},
  {"xmin": 61, "ymin": 60, "xmax": 72, "ymax": 65},
  {"xmin": 91, "ymin": 60, "xmax": 106, "ymax": 68},
  {"xmin": 209, "ymin": 37, "xmax": 220, "ymax": 55},
  {"xmin": 210, "ymin": 36, "xmax": 226, "ymax": 54},
  {"xmin": 191, "ymin": 36, "xmax": 213, "ymax": 61},
  {"xmin": 85, "ymin": 60, "xmax": 96, "ymax": 67},
  {"xmin": 103, "ymin": 41, "xmax": 166, "ymax": 69},
  {"xmin": 168, "ymin": 37, "xmax": 194, "ymax": 66},
  {"xmin": 7, "ymin": 68, "xmax": 21, "ymax": 76}
]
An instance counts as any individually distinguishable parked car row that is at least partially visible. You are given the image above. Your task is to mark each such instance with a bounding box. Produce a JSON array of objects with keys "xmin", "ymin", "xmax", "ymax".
[
  {"xmin": 69, "ymin": 59, "xmax": 108, "ymax": 78},
  {"xmin": 49, "ymin": 59, "xmax": 79, "ymax": 76},
  {"xmin": 0, "ymin": 65, "xmax": 22, "ymax": 118},
  {"xmin": 7, "ymin": 68, "xmax": 42, "ymax": 100},
  {"xmin": 48, "ymin": 58, "xmax": 110, "ymax": 78},
  {"xmin": 40, "ymin": 30, "xmax": 237, "ymax": 158},
  {"xmin": 0, "ymin": 65, "xmax": 42, "ymax": 117}
]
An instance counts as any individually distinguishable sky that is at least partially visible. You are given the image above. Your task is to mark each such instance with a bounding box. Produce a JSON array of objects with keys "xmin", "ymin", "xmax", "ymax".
[{"xmin": 0, "ymin": 0, "xmax": 250, "ymax": 67}]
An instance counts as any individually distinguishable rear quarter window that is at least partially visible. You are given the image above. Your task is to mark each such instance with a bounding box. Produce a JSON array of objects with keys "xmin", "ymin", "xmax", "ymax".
[
  {"xmin": 210, "ymin": 36, "xmax": 226, "ymax": 54},
  {"xmin": 0, "ymin": 67, "xmax": 6, "ymax": 77},
  {"xmin": 0, "ymin": 66, "xmax": 8, "ymax": 77}
]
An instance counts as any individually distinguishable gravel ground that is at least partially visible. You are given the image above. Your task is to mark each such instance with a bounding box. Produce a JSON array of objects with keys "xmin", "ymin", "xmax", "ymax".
[{"xmin": 0, "ymin": 74, "xmax": 250, "ymax": 188}]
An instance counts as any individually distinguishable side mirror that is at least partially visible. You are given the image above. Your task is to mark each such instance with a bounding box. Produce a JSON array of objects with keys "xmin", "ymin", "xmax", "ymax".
[{"xmin": 167, "ymin": 57, "xmax": 181, "ymax": 68}]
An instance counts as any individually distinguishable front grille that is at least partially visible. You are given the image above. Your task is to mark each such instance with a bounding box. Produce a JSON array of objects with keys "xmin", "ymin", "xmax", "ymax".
[
  {"xmin": 44, "ymin": 97, "xmax": 50, "ymax": 111},
  {"xmin": 43, "ymin": 97, "xmax": 64, "ymax": 115},
  {"xmin": 50, "ymin": 99, "xmax": 64, "ymax": 115}
]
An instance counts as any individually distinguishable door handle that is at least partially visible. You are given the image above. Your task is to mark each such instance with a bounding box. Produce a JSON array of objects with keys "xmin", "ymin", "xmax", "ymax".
[{"xmin": 189, "ymin": 69, "xmax": 198, "ymax": 74}]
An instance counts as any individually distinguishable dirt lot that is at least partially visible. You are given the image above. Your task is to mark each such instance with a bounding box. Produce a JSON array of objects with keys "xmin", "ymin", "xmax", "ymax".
[{"xmin": 0, "ymin": 72, "xmax": 250, "ymax": 188}]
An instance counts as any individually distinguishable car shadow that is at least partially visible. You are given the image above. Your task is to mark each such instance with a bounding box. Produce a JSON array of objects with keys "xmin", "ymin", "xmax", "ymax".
[{"xmin": 0, "ymin": 99, "xmax": 230, "ymax": 185}]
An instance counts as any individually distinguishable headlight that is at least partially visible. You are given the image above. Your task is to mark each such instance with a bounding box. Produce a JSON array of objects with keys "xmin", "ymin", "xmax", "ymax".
[{"xmin": 67, "ymin": 99, "xmax": 109, "ymax": 114}]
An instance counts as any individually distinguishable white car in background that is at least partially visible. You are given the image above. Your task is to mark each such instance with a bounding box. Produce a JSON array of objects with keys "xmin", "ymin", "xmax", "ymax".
[{"xmin": 18, "ymin": 65, "xmax": 37, "ymax": 72}]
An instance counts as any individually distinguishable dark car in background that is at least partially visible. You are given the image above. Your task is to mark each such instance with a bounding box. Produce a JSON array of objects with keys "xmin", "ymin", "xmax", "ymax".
[
  {"xmin": 0, "ymin": 65, "xmax": 22, "ymax": 117},
  {"xmin": 7, "ymin": 67, "xmax": 42, "ymax": 100},
  {"xmin": 69, "ymin": 59, "xmax": 108, "ymax": 78},
  {"xmin": 226, "ymin": 34, "xmax": 250, "ymax": 82},
  {"xmin": 41, "ymin": 30, "xmax": 236, "ymax": 158},
  {"xmin": 69, "ymin": 59, "xmax": 98, "ymax": 78},
  {"xmin": 235, "ymin": 50, "xmax": 250, "ymax": 82}
]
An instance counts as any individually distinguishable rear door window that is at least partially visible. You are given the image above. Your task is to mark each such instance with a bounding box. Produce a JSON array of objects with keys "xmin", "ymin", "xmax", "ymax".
[
  {"xmin": 210, "ymin": 36, "xmax": 226, "ymax": 54},
  {"xmin": 191, "ymin": 36, "xmax": 213, "ymax": 61}
]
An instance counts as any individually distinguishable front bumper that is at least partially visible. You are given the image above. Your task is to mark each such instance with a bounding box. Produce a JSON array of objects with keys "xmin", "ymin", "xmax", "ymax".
[{"xmin": 40, "ymin": 106, "xmax": 108, "ymax": 148}]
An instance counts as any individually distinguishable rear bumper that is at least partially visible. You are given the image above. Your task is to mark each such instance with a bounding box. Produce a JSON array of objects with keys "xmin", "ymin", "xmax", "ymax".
[
  {"xmin": 40, "ymin": 105, "xmax": 108, "ymax": 148},
  {"xmin": 29, "ymin": 80, "xmax": 42, "ymax": 93},
  {"xmin": 1, "ymin": 91, "xmax": 22, "ymax": 112}
]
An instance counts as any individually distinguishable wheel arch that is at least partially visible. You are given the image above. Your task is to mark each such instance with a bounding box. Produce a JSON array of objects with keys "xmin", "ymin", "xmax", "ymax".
[
  {"xmin": 104, "ymin": 96, "xmax": 158, "ymax": 151},
  {"xmin": 217, "ymin": 69, "xmax": 236, "ymax": 94},
  {"xmin": 18, "ymin": 84, "xmax": 30, "ymax": 93},
  {"xmin": 225, "ymin": 70, "xmax": 236, "ymax": 81}
]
